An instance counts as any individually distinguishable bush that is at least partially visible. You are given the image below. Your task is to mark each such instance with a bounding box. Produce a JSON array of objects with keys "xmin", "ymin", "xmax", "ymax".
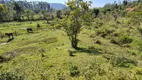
[
  {"xmin": 134, "ymin": 67, "xmax": 142, "ymax": 75},
  {"xmin": 37, "ymin": 23, "xmax": 40, "ymax": 28},
  {"xmin": 128, "ymin": 50, "xmax": 139, "ymax": 56},
  {"xmin": 54, "ymin": 23, "xmax": 62, "ymax": 29},
  {"xmin": 136, "ymin": 41, "xmax": 142, "ymax": 52},
  {"xmin": 111, "ymin": 36, "xmax": 133, "ymax": 46},
  {"xmin": 69, "ymin": 64, "xmax": 80, "ymax": 77},
  {"xmin": 138, "ymin": 27, "xmax": 142, "ymax": 34},
  {"xmin": 57, "ymin": 70, "xmax": 65, "ymax": 80},
  {"xmin": 96, "ymin": 27, "xmax": 114, "ymax": 38},
  {"xmin": 110, "ymin": 39, "xmax": 118, "ymax": 44},
  {"xmin": 68, "ymin": 49, "xmax": 75, "ymax": 57},
  {"xmin": 111, "ymin": 56, "xmax": 137, "ymax": 68},
  {"xmin": 119, "ymin": 36, "xmax": 133, "ymax": 44},
  {"xmin": 0, "ymin": 72, "xmax": 24, "ymax": 80},
  {"xmin": 0, "ymin": 56, "xmax": 10, "ymax": 63}
]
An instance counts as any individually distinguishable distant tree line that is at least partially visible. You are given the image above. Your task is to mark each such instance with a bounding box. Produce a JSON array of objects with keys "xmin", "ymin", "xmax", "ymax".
[
  {"xmin": 0, "ymin": 0, "xmax": 141, "ymax": 23},
  {"xmin": 91, "ymin": 0, "xmax": 142, "ymax": 20},
  {"xmin": 0, "ymin": 0, "xmax": 55, "ymax": 22}
]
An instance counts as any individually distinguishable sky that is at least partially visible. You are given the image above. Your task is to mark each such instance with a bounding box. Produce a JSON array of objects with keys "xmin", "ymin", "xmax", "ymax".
[{"xmin": 26, "ymin": 0, "xmax": 124, "ymax": 7}]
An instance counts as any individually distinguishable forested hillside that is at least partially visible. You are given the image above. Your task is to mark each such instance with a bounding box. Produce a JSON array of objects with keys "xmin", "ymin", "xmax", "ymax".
[
  {"xmin": 0, "ymin": 0, "xmax": 142, "ymax": 80},
  {"xmin": 0, "ymin": 0, "xmax": 66, "ymax": 22}
]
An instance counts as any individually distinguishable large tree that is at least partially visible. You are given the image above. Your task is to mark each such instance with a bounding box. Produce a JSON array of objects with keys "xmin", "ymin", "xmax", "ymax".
[
  {"xmin": 0, "ymin": 4, "xmax": 6, "ymax": 22},
  {"xmin": 25, "ymin": 9, "xmax": 35, "ymax": 20},
  {"xmin": 61, "ymin": 0, "xmax": 93, "ymax": 49}
]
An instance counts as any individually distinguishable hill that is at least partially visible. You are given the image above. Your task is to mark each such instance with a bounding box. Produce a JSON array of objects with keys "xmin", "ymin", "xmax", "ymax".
[{"xmin": 0, "ymin": 1, "xmax": 66, "ymax": 10}]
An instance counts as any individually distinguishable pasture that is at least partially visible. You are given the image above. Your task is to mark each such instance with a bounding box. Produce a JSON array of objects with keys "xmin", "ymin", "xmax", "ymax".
[{"xmin": 0, "ymin": 19, "xmax": 142, "ymax": 80}]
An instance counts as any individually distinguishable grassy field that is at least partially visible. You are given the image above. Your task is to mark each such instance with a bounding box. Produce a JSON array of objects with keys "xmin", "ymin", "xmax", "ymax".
[{"xmin": 0, "ymin": 19, "xmax": 142, "ymax": 80}]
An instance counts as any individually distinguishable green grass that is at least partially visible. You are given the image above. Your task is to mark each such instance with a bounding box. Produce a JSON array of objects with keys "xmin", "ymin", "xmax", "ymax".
[{"xmin": 0, "ymin": 19, "xmax": 142, "ymax": 80}]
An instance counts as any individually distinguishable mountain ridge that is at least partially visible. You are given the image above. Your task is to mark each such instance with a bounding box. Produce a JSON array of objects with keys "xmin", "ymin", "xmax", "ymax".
[
  {"xmin": 1, "ymin": 0, "xmax": 67, "ymax": 10},
  {"xmin": 49, "ymin": 3, "xmax": 66, "ymax": 10}
]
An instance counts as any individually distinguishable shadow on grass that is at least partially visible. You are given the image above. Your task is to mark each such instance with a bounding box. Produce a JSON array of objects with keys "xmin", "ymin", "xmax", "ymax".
[
  {"xmin": 7, "ymin": 37, "xmax": 14, "ymax": 43},
  {"xmin": 70, "ymin": 47, "xmax": 102, "ymax": 55}
]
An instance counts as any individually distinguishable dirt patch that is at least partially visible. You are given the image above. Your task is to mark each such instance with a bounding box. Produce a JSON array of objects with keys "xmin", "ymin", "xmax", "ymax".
[
  {"xmin": 0, "ymin": 43, "xmax": 7, "ymax": 46},
  {"xmin": 42, "ymin": 37, "xmax": 58, "ymax": 44},
  {"xmin": 125, "ymin": 7, "xmax": 135, "ymax": 12},
  {"xmin": 1, "ymin": 47, "xmax": 39, "ymax": 62}
]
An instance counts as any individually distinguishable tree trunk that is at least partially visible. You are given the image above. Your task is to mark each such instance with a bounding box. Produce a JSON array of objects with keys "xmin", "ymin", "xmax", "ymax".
[
  {"xmin": 71, "ymin": 37, "xmax": 78, "ymax": 49},
  {"xmin": 71, "ymin": 41, "xmax": 77, "ymax": 49},
  {"xmin": 28, "ymin": 16, "xmax": 30, "ymax": 21}
]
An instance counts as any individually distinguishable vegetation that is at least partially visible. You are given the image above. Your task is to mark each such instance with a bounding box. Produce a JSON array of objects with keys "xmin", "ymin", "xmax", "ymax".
[
  {"xmin": 61, "ymin": 0, "xmax": 92, "ymax": 49},
  {"xmin": 0, "ymin": 0, "xmax": 142, "ymax": 80}
]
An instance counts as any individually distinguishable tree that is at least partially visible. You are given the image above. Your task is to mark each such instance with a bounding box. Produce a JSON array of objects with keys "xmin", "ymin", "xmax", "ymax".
[
  {"xmin": 25, "ymin": 10, "xmax": 31, "ymax": 20},
  {"xmin": 13, "ymin": 2, "xmax": 23, "ymax": 21},
  {"xmin": 39, "ymin": 10, "xmax": 49, "ymax": 20},
  {"xmin": 0, "ymin": 4, "xmax": 6, "ymax": 22},
  {"xmin": 138, "ymin": 0, "xmax": 142, "ymax": 3},
  {"xmin": 123, "ymin": 0, "xmax": 128, "ymax": 6},
  {"xmin": 25, "ymin": 9, "xmax": 35, "ymax": 20},
  {"xmin": 0, "ymin": 4, "xmax": 6, "ymax": 13},
  {"xmin": 113, "ymin": 1, "xmax": 119, "ymax": 10},
  {"xmin": 60, "ymin": 0, "xmax": 93, "ymax": 49},
  {"xmin": 92, "ymin": 8, "xmax": 100, "ymax": 18},
  {"xmin": 56, "ymin": 10, "xmax": 62, "ymax": 19}
]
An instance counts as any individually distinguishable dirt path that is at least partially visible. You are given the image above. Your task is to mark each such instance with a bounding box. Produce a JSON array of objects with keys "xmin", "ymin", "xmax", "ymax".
[{"xmin": 0, "ymin": 42, "xmax": 8, "ymax": 46}]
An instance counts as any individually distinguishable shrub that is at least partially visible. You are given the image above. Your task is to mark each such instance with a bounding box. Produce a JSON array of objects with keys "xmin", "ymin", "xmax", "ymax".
[
  {"xmin": 0, "ymin": 32, "xmax": 5, "ymax": 39},
  {"xmin": 0, "ymin": 72, "xmax": 24, "ymax": 80},
  {"xmin": 96, "ymin": 27, "xmax": 114, "ymax": 38},
  {"xmin": 89, "ymin": 34, "xmax": 95, "ymax": 38},
  {"xmin": 3, "ymin": 25, "xmax": 9, "ymax": 27},
  {"xmin": 134, "ymin": 67, "xmax": 142, "ymax": 75},
  {"xmin": 57, "ymin": 70, "xmax": 65, "ymax": 80},
  {"xmin": 69, "ymin": 64, "xmax": 80, "ymax": 77},
  {"xmin": 119, "ymin": 36, "xmax": 133, "ymax": 44},
  {"xmin": 95, "ymin": 22, "xmax": 103, "ymax": 28},
  {"xmin": 37, "ymin": 23, "xmax": 40, "ymax": 28},
  {"xmin": 54, "ymin": 23, "xmax": 62, "ymax": 29},
  {"xmin": 110, "ymin": 39, "xmax": 118, "ymax": 44},
  {"xmin": 95, "ymin": 40, "xmax": 102, "ymax": 45},
  {"xmin": 110, "ymin": 69, "xmax": 138, "ymax": 80},
  {"xmin": 128, "ymin": 50, "xmax": 139, "ymax": 56},
  {"xmin": 68, "ymin": 49, "xmax": 75, "ymax": 57},
  {"xmin": 0, "ymin": 56, "xmax": 10, "ymax": 63},
  {"xmin": 136, "ymin": 41, "xmax": 142, "ymax": 52},
  {"xmin": 111, "ymin": 36, "xmax": 133, "ymax": 46},
  {"xmin": 110, "ymin": 56, "xmax": 137, "ymax": 68},
  {"xmin": 138, "ymin": 27, "xmax": 142, "ymax": 34},
  {"xmin": 88, "ymin": 46, "xmax": 95, "ymax": 50}
]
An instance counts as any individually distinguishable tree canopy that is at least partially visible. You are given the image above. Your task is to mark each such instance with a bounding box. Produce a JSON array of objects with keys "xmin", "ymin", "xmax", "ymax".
[{"xmin": 61, "ymin": 0, "xmax": 93, "ymax": 49}]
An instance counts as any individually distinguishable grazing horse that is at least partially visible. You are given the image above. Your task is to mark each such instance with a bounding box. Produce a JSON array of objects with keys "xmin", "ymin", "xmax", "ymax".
[
  {"xmin": 37, "ymin": 24, "xmax": 40, "ymax": 29},
  {"xmin": 5, "ymin": 33, "xmax": 14, "ymax": 39},
  {"xmin": 36, "ymin": 24, "xmax": 41, "ymax": 32},
  {"xmin": 5, "ymin": 33, "xmax": 14, "ymax": 43},
  {"xmin": 27, "ymin": 28, "xmax": 33, "ymax": 33}
]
